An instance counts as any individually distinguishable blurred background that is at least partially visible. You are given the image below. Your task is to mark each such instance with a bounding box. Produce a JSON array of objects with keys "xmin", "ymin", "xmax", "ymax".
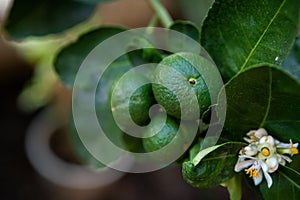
[{"xmin": 0, "ymin": 0, "xmax": 262, "ymax": 199}]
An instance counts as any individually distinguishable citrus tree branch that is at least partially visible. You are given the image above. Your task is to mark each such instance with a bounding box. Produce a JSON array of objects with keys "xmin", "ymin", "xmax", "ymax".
[{"xmin": 148, "ymin": 0, "xmax": 173, "ymax": 27}]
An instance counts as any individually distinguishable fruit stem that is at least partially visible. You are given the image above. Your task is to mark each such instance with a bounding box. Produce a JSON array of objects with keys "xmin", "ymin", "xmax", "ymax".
[
  {"xmin": 148, "ymin": 0, "xmax": 173, "ymax": 28},
  {"xmin": 146, "ymin": 14, "xmax": 159, "ymax": 35},
  {"xmin": 148, "ymin": 14, "xmax": 159, "ymax": 27}
]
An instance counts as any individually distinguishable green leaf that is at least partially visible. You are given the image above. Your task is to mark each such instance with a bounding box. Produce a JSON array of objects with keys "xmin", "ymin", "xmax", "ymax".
[
  {"xmin": 223, "ymin": 65, "xmax": 300, "ymax": 142},
  {"xmin": 201, "ymin": 0, "xmax": 300, "ymax": 81},
  {"xmin": 69, "ymin": 55, "xmax": 133, "ymax": 167},
  {"xmin": 192, "ymin": 143, "xmax": 225, "ymax": 166},
  {"xmin": 54, "ymin": 27, "xmax": 125, "ymax": 88},
  {"xmin": 55, "ymin": 27, "xmax": 137, "ymax": 166},
  {"xmin": 5, "ymin": 0, "xmax": 97, "ymax": 38},
  {"xmin": 126, "ymin": 36, "xmax": 163, "ymax": 66},
  {"xmin": 259, "ymin": 166, "xmax": 300, "ymax": 200},
  {"xmin": 223, "ymin": 175, "xmax": 242, "ymax": 200},
  {"xmin": 167, "ymin": 20, "xmax": 201, "ymax": 54},
  {"xmin": 127, "ymin": 48, "xmax": 163, "ymax": 67},
  {"xmin": 182, "ymin": 141, "xmax": 244, "ymax": 188},
  {"xmin": 290, "ymin": 154, "xmax": 300, "ymax": 170},
  {"xmin": 282, "ymin": 37, "xmax": 300, "ymax": 82},
  {"xmin": 169, "ymin": 20, "xmax": 201, "ymax": 43},
  {"xmin": 175, "ymin": 0, "xmax": 214, "ymax": 26},
  {"xmin": 95, "ymin": 55, "xmax": 133, "ymax": 148}
]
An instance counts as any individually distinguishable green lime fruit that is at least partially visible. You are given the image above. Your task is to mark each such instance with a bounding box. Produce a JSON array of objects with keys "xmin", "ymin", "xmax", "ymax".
[
  {"xmin": 122, "ymin": 133, "xmax": 144, "ymax": 153},
  {"xmin": 143, "ymin": 114, "xmax": 187, "ymax": 153},
  {"xmin": 152, "ymin": 52, "xmax": 215, "ymax": 120},
  {"xmin": 110, "ymin": 72, "xmax": 156, "ymax": 128}
]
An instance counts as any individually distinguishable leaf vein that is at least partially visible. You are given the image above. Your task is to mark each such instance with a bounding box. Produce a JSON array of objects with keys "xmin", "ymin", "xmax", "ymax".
[
  {"xmin": 279, "ymin": 171, "xmax": 300, "ymax": 190},
  {"xmin": 260, "ymin": 68, "xmax": 272, "ymax": 127},
  {"xmin": 240, "ymin": 0, "xmax": 287, "ymax": 70}
]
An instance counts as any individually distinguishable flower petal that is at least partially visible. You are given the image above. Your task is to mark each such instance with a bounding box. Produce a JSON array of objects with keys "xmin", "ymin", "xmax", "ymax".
[
  {"xmin": 259, "ymin": 160, "xmax": 268, "ymax": 173},
  {"xmin": 277, "ymin": 154, "xmax": 286, "ymax": 166},
  {"xmin": 234, "ymin": 159, "xmax": 255, "ymax": 172},
  {"xmin": 266, "ymin": 156, "xmax": 279, "ymax": 173},
  {"xmin": 260, "ymin": 160, "xmax": 273, "ymax": 188},
  {"xmin": 259, "ymin": 136, "xmax": 275, "ymax": 146},
  {"xmin": 276, "ymin": 140, "xmax": 298, "ymax": 149},
  {"xmin": 244, "ymin": 144, "xmax": 258, "ymax": 156},
  {"xmin": 255, "ymin": 128, "xmax": 268, "ymax": 138},
  {"xmin": 263, "ymin": 171, "xmax": 273, "ymax": 188},
  {"xmin": 253, "ymin": 170, "xmax": 263, "ymax": 186},
  {"xmin": 246, "ymin": 130, "xmax": 256, "ymax": 137},
  {"xmin": 277, "ymin": 143, "xmax": 292, "ymax": 148},
  {"xmin": 243, "ymin": 137, "xmax": 252, "ymax": 143},
  {"xmin": 279, "ymin": 154, "xmax": 292, "ymax": 163}
]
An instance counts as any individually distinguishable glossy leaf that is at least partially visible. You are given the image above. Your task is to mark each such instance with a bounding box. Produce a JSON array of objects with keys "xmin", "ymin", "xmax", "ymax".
[
  {"xmin": 69, "ymin": 55, "xmax": 133, "ymax": 167},
  {"xmin": 95, "ymin": 55, "xmax": 133, "ymax": 148},
  {"xmin": 55, "ymin": 27, "xmax": 138, "ymax": 166},
  {"xmin": 259, "ymin": 166, "xmax": 300, "ymax": 200},
  {"xmin": 192, "ymin": 143, "xmax": 225, "ymax": 166},
  {"xmin": 175, "ymin": 0, "xmax": 213, "ymax": 26},
  {"xmin": 5, "ymin": 0, "xmax": 96, "ymax": 38},
  {"xmin": 182, "ymin": 141, "xmax": 244, "ymax": 188},
  {"xmin": 201, "ymin": 0, "xmax": 300, "ymax": 81},
  {"xmin": 68, "ymin": 57, "xmax": 132, "ymax": 167},
  {"xmin": 224, "ymin": 175, "xmax": 242, "ymax": 200},
  {"xmin": 127, "ymin": 48, "xmax": 163, "ymax": 67},
  {"xmin": 223, "ymin": 65, "xmax": 300, "ymax": 142},
  {"xmin": 126, "ymin": 36, "xmax": 163, "ymax": 66},
  {"xmin": 54, "ymin": 27, "xmax": 125, "ymax": 88},
  {"xmin": 169, "ymin": 20, "xmax": 200, "ymax": 43},
  {"xmin": 167, "ymin": 20, "xmax": 201, "ymax": 54},
  {"xmin": 282, "ymin": 37, "xmax": 300, "ymax": 82}
]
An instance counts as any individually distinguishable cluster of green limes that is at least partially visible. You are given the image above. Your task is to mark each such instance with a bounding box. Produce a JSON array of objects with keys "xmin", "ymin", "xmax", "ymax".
[{"xmin": 109, "ymin": 52, "xmax": 212, "ymax": 152}]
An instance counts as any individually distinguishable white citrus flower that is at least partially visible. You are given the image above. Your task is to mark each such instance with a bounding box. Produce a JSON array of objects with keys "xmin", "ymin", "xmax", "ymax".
[
  {"xmin": 235, "ymin": 156, "xmax": 273, "ymax": 187},
  {"xmin": 234, "ymin": 128, "xmax": 298, "ymax": 188}
]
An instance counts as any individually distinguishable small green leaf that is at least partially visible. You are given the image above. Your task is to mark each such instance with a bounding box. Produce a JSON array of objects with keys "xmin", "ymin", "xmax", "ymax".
[
  {"xmin": 201, "ymin": 0, "xmax": 300, "ymax": 81},
  {"xmin": 167, "ymin": 20, "xmax": 201, "ymax": 54},
  {"xmin": 259, "ymin": 166, "xmax": 300, "ymax": 200},
  {"xmin": 126, "ymin": 36, "xmax": 163, "ymax": 66},
  {"xmin": 223, "ymin": 65, "xmax": 300, "ymax": 142},
  {"xmin": 5, "ymin": 0, "xmax": 98, "ymax": 38},
  {"xmin": 54, "ymin": 27, "xmax": 125, "ymax": 88},
  {"xmin": 169, "ymin": 20, "xmax": 200, "ymax": 43},
  {"xmin": 55, "ymin": 27, "xmax": 137, "ymax": 166},
  {"xmin": 192, "ymin": 144, "xmax": 224, "ymax": 166},
  {"xmin": 182, "ymin": 142, "xmax": 244, "ymax": 188},
  {"xmin": 69, "ymin": 55, "xmax": 133, "ymax": 167},
  {"xmin": 282, "ymin": 37, "xmax": 300, "ymax": 82},
  {"xmin": 95, "ymin": 55, "xmax": 133, "ymax": 148},
  {"xmin": 223, "ymin": 174, "xmax": 242, "ymax": 200},
  {"xmin": 176, "ymin": 0, "xmax": 213, "ymax": 26}
]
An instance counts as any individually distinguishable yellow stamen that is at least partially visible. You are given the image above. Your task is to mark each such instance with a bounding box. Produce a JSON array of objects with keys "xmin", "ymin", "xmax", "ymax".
[
  {"xmin": 252, "ymin": 170, "xmax": 259, "ymax": 178},
  {"xmin": 245, "ymin": 168, "xmax": 259, "ymax": 178},
  {"xmin": 291, "ymin": 147, "xmax": 299, "ymax": 155},
  {"xmin": 248, "ymin": 134, "xmax": 259, "ymax": 143},
  {"xmin": 261, "ymin": 147, "xmax": 270, "ymax": 157},
  {"xmin": 245, "ymin": 168, "xmax": 251, "ymax": 176}
]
